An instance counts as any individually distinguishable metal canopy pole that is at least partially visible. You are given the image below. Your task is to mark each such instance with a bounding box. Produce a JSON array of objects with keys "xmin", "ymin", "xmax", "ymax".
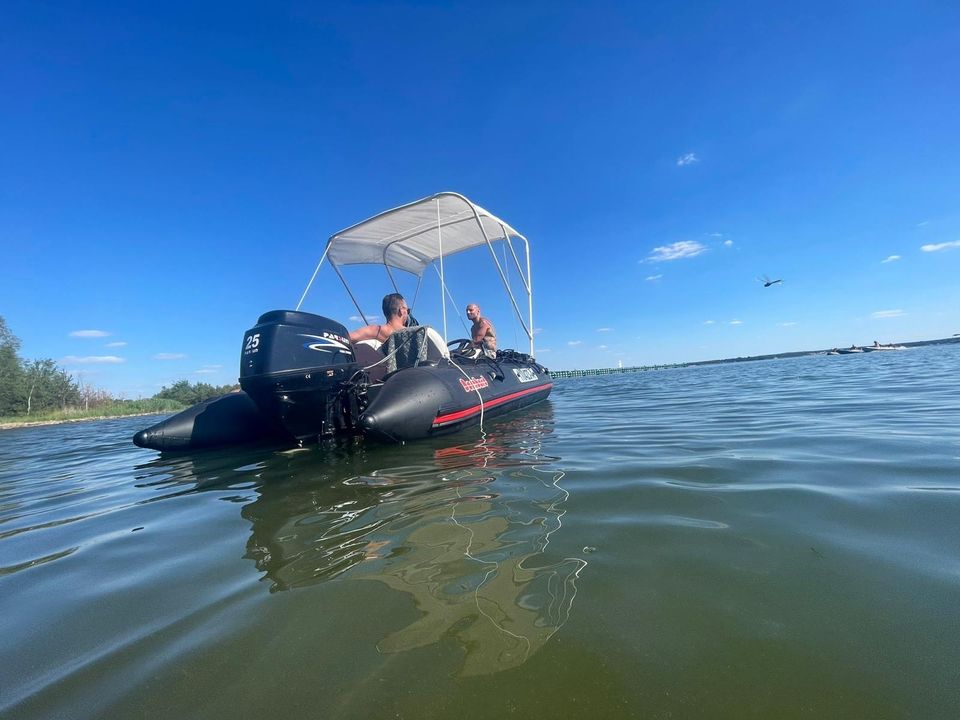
[
  {"xmin": 330, "ymin": 261, "xmax": 369, "ymax": 324},
  {"xmin": 295, "ymin": 243, "xmax": 332, "ymax": 311},
  {"xmin": 436, "ymin": 199, "xmax": 447, "ymax": 343}
]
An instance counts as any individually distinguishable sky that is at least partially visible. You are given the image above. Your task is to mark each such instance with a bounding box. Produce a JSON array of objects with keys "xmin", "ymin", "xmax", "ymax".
[{"xmin": 3, "ymin": 0, "xmax": 959, "ymax": 396}]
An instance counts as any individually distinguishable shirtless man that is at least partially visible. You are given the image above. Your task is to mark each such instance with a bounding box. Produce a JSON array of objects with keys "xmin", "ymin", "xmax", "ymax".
[
  {"xmin": 349, "ymin": 293, "xmax": 409, "ymax": 345},
  {"xmin": 466, "ymin": 303, "xmax": 496, "ymax": 355}
]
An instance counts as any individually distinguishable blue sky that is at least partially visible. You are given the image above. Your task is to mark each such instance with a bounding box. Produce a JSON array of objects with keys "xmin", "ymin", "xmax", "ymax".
[{"xmin": 3, "ymin": 1, "xmax": 959, "ymax": 396}]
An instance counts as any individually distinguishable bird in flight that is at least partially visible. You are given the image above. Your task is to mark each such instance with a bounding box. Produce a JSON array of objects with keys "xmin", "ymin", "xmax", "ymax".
[{"xmin": 758, "ymin": 274, "xmax": 782, "ymax": 287}]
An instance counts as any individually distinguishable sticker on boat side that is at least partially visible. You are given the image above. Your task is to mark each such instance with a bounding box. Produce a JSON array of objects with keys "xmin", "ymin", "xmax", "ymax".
[
  {"xmin": 459, "ymin": 376, "xmax": 489, "ymax": 392},
  {"xmin": 513, "ymin": 368, "xmax": 538, "ymax": 383}
]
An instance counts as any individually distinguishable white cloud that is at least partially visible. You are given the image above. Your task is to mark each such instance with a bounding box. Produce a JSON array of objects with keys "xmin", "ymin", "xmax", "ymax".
[
  {"xmin": 568, "ymin": 340, "xmax": 582, "ymax": 346},
  {"xmin": 645, "ymin": 274, "xmax": 662, "ymax": 281},
  {"xmin": 778, "ymin": 322, "xmax": 797, "ymax": 327},
  {"xmin": 195, "ymin": 369, "xmax": 218, "ymax": 374},
  {"xmin": 598, "ymin": 345, "xmax": 608, "ymax": 350},
  {"xmin": 709, "ymin": 232, "xmax": 724, "ymax": 238},
  {"xmin": 871, "ymin": 309, "xmax": 906, "ymax": 319},
  {"xmin": 153, "ymin": 352, "xmax": 188, "ymax": 360},
  {"xmin": 537, "ymin": 348, "xmax": 552, "ymax": 353},
  {"xmin": 647, "ymin": 240, "xmax": 707, "ymax": 262},
  {"xmin": 917, "ymin": 220, "xmax": 930, "ymax": 227},
  {"xmin": 881, "ymin": 255, "xmax": 900, "ymax": 263},
  {"xmin": 723, "ymin": 239, "xmax": 733, "ymax": 247},
  {"xmin": 729, "ymin": 319, "xmax": 743, "ymax": 325},
  {"xmin": 349, "ymin": 312, "xmax": 381, "ymax": 324},
  {"xmin": 69, "ymin": 329, "xmax": 110, "ymax": 338},
  {"xmin": 920, "ymin": 240, "xmax": 960, "ymax": 252},
  {"xmin": 596, "ymin": 327, "xmax": 613, "ymax": 332},
  {"xmin": 105, "ymin": 341, "xmax": 127, "ymax": 347},
  {"xmin": 676, "ymin": 152, "xmax": 699, "ymax": 166},
  {"xmin": 533, "ymin": 327, "xmax": 544, "ymax": 335},
  {"xmin": 61, "ymin": 355, "xmax": 125, "ymax": 364},
  {"xmin": 703, "ymin": 320, "xmax": 715, "ymax": 325}
]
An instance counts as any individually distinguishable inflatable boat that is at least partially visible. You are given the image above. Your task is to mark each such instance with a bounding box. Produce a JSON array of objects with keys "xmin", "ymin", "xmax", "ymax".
[{"xmin": 133, "ymin": 192, "xmax": 553, "ymax": 451}]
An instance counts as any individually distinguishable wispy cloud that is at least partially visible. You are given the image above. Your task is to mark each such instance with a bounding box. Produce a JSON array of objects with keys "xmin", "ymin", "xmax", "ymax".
[
  {"xmin": 105, "ymin": 341, "xmax": 127, "ymax": 347},
  {"xmin": 647, "ymin": 240, "xmax": 707, "ymax": 262},
  {"xmin": 676, "ymin": 152, "xmax": 699, "ymax": 166},
  {"xmin": 194, "ymin": 364, "xmax": 224, "ymax": 374},
  {"xmin": 61, "ymin": 355, "xmax": 125, "ymax": 364},
  {"xmin": 881, "ymin": 255, "xmax": 900, "ymax": 263},
  {"xmin": 533, "ymin": 327, "xmax": 544, "ymax": 335},
  {"xmin": 596, "ymin": 327, "xmax": 613, "ymax": 333},
  {"xmin": 349, "ymin": 312, "xmax": 381, "ymax": 323},
  {"xmin": 703, "ymin": 320, "xmax": 715, "ymax": 325},
  {"xmin": 153, "ymin": 352, "xmax": 188, "ymax": 360},
  {"xmin": 568, "ymin": 340, "xmax": 582, "ymax": 346},
  {"xmin": 921, "ymin": 240, "xmax": 960, "ymax": 253},
  {"xmin": 778, "ymin": 322, "xmax": 797, "ymax": 327},
  {"xmin": 729, "ymin": 319, "xmax": 743, "ymax": 325},
  {"xmin": 723, "ymin": 239, "xmax": 733, "ymax": 247},
  {"xmin": 598, "ymin": 344, "xmax": 608, "ymax": 350},
  {"xmin": 69, "ymin": 329, "xmax": 110, "ymax": 338},
  {"xmin": 645, "ymin": 274, "xmax": 662, "ymax": 281},
  {"xmin": 917, "ymin": 220, "xmax": 930, "ymax": 228},
  {"xmin": 871, "ymin": 309, "xmax": 906, "ymax": 319},
  {"xmin": 537, "ymin": 348, "xmax": 552, "ymax": 353}
]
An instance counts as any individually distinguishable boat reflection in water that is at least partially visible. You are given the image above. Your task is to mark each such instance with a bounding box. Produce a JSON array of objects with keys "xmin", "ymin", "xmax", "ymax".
[{"xmin": 153, "ymin": 403, "xmax": 587, "ymax": 677}]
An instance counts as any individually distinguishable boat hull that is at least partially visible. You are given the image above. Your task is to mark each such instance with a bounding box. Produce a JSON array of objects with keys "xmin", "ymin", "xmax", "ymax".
[
  {"xmin": 360, "ymin": 356, "xmax": 553, "ymax": 441},
  {"xmin": 133, "ymin": 356, "xmax": 552, "ymax": 451}
]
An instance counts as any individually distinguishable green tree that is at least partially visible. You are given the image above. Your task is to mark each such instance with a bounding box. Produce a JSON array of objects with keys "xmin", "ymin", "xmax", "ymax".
[
  {"xmin": 154, "ymin": 380, "xmax": 234, "ymax": 406},
  {"xmin": 0, "ymin": 316, "xmax": 25, "ymax": 415},
  {"xmin": 49, "ymin": 368, "xmax": 82, "ymax": 411},
  {"xmin": 23, "ymin": 358, "xmax": 57, "ymax": 414}
]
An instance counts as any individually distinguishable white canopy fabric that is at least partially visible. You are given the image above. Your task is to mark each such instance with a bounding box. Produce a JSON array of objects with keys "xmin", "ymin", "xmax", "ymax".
[
  {"xmin": 326, "ymin": 192, "xmax": 525, "ymax": 276},
  {"xmin": 296, "ymin": 191, "xmax": 535, "ymax": 355}
]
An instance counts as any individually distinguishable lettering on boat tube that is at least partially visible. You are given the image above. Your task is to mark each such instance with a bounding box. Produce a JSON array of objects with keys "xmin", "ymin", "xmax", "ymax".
[{"xmin": 459, "ymin": 376, "xmax": 489, "ymax": 392}]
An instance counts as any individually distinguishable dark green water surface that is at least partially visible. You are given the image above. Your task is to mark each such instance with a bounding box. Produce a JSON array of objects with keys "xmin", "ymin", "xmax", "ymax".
[{"xmin": 2, "ymin": 347, "xmax": 959, "ymax": 719}]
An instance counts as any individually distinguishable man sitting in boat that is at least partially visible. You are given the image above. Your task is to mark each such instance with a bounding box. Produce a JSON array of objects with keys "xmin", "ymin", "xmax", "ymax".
[
  {"xmin": 466, "ymin": 303, "xmax": 497, "ymax": 358},
  {"xmin": 349, "ymin": 293, "xmax": 409, "ymax": 349}
]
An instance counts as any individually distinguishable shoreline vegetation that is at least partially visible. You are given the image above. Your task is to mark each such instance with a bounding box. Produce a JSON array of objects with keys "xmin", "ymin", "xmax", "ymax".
[
  {"xmin": 3, "ymin": 312, "xmax": 240, "ymax": 432},
  {"xmin": 0, "ymin": 399, "xmax": 185, "ymax": 430}
]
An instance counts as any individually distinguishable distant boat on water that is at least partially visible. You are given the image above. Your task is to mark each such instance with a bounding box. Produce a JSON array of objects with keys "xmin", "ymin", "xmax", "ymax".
[
  {"xmin": 830, "ymin": 342, "xmax": 907, "ymax": 355},
  {"xmin": 862, "ymin": 342, "xmax": 907, "ymax": 352}
]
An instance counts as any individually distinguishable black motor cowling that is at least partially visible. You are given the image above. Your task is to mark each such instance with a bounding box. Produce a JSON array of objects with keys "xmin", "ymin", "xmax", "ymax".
[{"xmin": 239, "ymin": 310, "xmax": 361, "ymax": 443}]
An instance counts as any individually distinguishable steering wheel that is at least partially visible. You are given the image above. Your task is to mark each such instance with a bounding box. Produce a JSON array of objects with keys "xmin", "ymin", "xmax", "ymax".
[{"xmin": 446, "ymin": 338, "xmax": 475, "ymax": 354}]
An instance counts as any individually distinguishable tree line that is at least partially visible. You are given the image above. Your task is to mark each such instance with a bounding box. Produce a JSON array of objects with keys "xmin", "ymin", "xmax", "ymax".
[{"xmin": 0, "ymin": 316, "xmax": 236, "ymax": 418}]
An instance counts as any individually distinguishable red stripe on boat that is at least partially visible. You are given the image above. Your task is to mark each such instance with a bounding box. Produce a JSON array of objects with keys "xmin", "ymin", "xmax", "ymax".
[{"xmin": 433, "ymin": 383, "xmax": 553, "ymax": 426}]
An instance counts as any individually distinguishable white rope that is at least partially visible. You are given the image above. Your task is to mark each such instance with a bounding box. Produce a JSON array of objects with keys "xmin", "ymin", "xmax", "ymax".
[{"xmin": 447, "ymin": 355, "xmax": 486, "ymax": 436}]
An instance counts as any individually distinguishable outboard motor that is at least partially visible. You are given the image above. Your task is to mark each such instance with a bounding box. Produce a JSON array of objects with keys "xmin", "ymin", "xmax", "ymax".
[{"xmin": 239, "ymin": 310, "xmax": 361, "ymax": 444}]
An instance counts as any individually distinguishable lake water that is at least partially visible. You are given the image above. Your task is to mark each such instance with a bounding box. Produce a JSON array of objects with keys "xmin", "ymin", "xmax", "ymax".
[{"xmin": 2, "ymin": 346, "xmax": 959, "ymax": 719}]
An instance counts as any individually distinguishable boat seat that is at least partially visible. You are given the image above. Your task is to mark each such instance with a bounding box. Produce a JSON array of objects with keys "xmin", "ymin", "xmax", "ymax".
[
  {"xmin": 382, "ymin": 325, "xmax": 447, "ymax": 373},
  {"xmin": 352, "ymin": 341, "xmax": 388, "ymax": 383}
]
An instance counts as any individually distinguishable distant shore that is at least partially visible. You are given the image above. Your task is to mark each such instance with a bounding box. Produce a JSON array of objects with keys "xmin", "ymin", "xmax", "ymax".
[
  {"xmin": 0, "ymin": 410, "xmax": 173, "ymax": 431},
  {"xmin": 553, "ymin": 335, "xmax": 960, "ymax": 379}
]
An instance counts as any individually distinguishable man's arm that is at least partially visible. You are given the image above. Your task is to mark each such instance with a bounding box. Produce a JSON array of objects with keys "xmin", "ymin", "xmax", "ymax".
[{"xmin": 349, "ymin": 324, "xmax": 379, "ymax": 343}]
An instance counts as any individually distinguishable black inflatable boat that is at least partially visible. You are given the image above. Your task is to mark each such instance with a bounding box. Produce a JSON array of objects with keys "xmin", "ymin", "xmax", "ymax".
[{"xmin": 133, "ymin": 193, "xmax": 553, "ymax": 451}]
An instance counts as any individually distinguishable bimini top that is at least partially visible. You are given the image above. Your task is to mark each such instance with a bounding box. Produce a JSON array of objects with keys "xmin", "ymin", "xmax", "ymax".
[
  {"xmin": 326, "ymin": 191, "xmax": 525, "ymax": 276},
  {"xmin": 296, "ymin": 191, "xmax": 535, "ymax": 355}
]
